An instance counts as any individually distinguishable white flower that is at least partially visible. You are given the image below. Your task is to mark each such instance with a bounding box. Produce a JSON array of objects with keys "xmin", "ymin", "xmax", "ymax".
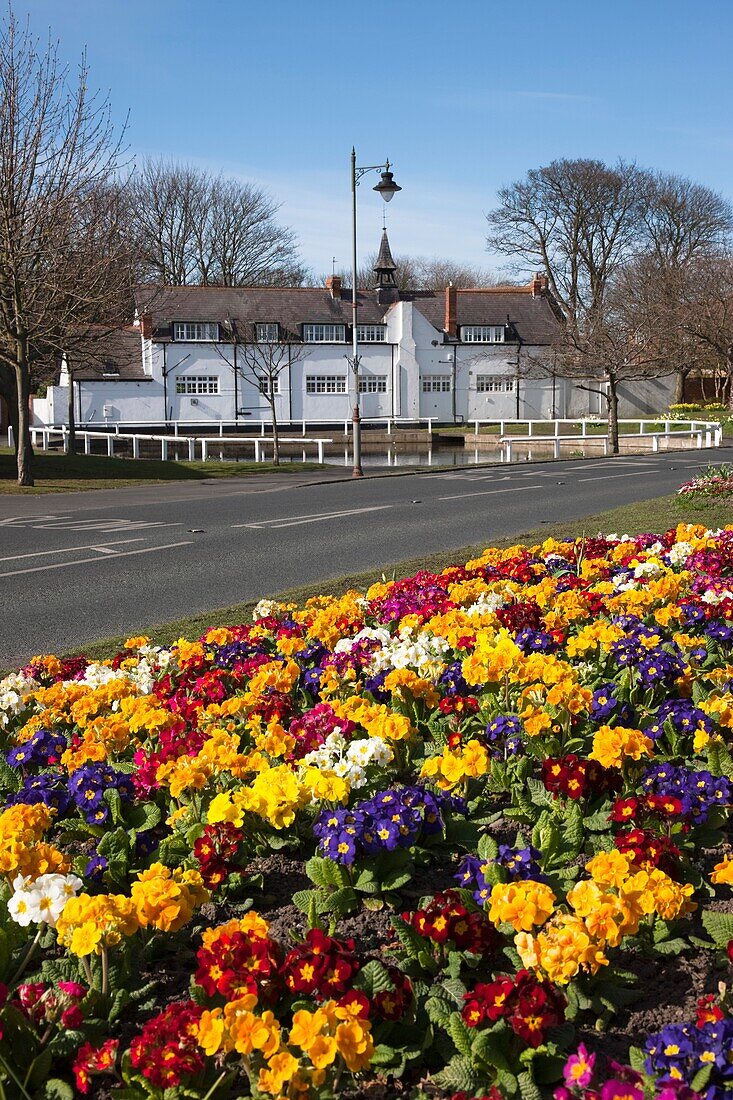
[{"xmin": 8, "ymin": 873, "xmax": 82, "ymax": 929}]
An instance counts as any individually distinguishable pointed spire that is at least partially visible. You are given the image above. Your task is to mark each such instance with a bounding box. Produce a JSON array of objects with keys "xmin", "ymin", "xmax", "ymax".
[{"xmin": 373, "ymin": 228, "xmax": 397, "ymax": 288}]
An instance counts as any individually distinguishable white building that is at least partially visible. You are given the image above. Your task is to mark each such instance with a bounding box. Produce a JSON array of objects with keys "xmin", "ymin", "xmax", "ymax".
[{"xmin": 35, "ymin": 231, "xmax": 674, "ymax": 429}]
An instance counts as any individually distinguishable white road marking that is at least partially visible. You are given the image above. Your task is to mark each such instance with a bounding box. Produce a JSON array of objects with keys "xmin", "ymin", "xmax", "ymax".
[
  {"xmin": 233, "ymin": 505, "xmax": 392, "ymax": 530},
  {"xmin": 0, "ymin": 538, "xmax": 146, "ymax": 563},
  {"xmin": 89, "ymin": 546, "xmax": 121, "ymax": 555},
  {"xmin": 438, "ymin": 485, "xmax": 543, "ymax": 501},
  {"xmin": 577, "ymin": 471, "xmax": 651, "ymax": 482},
  {"xmin": 0, "ymin": 541, "xmax": 193, "ymax": 578},
  {"xmin": 0, "ymin": 515, "xmax": 182, "ymax": 532}
]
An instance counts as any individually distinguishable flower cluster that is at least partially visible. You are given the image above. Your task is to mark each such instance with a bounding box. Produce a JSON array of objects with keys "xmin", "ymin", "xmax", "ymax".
[
  {"xmin": 313, "ymin": 785, "xmax": 462, "ymax": 865},
  {"xmin": 462, "ymin": 969, "xmax": 566, "ymax": 1047},
  {"xmin": 402, "ymin": 889, "xmax": 500, "ymax": 955}
]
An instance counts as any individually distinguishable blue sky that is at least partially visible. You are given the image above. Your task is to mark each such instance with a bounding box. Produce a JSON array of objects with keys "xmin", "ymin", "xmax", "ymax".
[{"xmin": 23, "ymin": 0, "xmax": 733, "ymax": 280}]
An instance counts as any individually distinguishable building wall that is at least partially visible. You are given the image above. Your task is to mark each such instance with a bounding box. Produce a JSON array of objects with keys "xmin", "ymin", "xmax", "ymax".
[{"xmin": 31, "ymin": 306, "xmax": 679, "ymax": 428}]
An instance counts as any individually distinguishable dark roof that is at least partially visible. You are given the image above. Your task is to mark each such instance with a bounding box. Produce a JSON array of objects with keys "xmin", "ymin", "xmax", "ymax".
[
  {"xmin": 134, "ymin": 282, "xmax": 562, "ymax": 346},
  {"xmin": 68, "ymin": 327, "xmax": 147, "ymax": 381},
  {"xmin": 408, "ymin": 287, "xmax": 562, "ymax": 346},
  {"xmin": 134, "ymin": 285, "xmax": 391, "ymax": 342}
]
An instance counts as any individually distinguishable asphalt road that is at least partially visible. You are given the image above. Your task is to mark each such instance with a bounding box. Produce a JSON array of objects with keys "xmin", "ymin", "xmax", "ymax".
[{"xmin": 0, "ymin": 448, "xmax": 728, "ymax": 668}]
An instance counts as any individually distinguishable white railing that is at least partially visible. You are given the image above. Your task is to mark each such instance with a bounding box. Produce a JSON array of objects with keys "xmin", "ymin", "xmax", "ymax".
[
  {"xmin": 27, "ymin": 427, "xmax": 333, "ymax": 465},
  {"xmin": 496, "ymin": 419, "xmax": 722, "ymax": 463},
  {"xmin": 57, "ymin": 416, "xmax": 427, "ymax": 438}
]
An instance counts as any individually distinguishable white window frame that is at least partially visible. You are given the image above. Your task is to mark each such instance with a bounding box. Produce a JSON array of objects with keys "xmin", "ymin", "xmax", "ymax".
[
  {"xmin": 175, "ymin": 375, "xmax": 220, "ymax": 395},
  {"xmin": 303, "ymin": 323, "xmax": 346, "ymax": 343},
  {"xmin": 358, "ymin": 374, "xmax": 388, "ymax": 394},
  {"xmin": 258, "ymin": 376, "xmax": 280, "ymax": 395},
  {"xmin": 256, "ymin": 323, "xmax": 279, "ymax": 342},
  {"xmin": 305, "ymin": 374, "xmax": 347, "ymax": 395},
  {"xmin": 461, "ymin": 325, "xmax": 505, "ymax": 343},
  {"xmin": 476, "ymin": 374, "xmax": 516, "ymax": 393},
  {"xmin": 356, "ymin": 324, "xmax": 387, "ymax": 343},
  {"xmin": 421, "ymin": 375, "xmax": 452, "ymax": 393},
  {"xmin": 173, "ymin": 322, "xmax": 220, "ymax": 342}
]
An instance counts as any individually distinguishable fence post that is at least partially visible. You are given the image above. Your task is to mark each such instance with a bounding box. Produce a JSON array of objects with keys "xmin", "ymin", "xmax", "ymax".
[
  {"xmin": 201, "ymin": 439, "xmax": 208, "ymax": 461},
  {"xmin": 318, "ymin": 441, "xmax": 324, "ymax": 463},
  {"xmin": 188, "ymin": 438, "xmax": 195, "ymax": 460},
  {"xmin": 107, "ymin": 435, "xmax": 114, "ymax": 457},
  {"xmin": 506, "ymin": 441, "xmax": 513, "ymax": 462},
  {"xmin": 528, "ymin": 421, "xmax": 533, "ymax": 437},
  {"xmin": 254, "ymin": 439, "xmax": 261, "ymax": 462},
  {"xmin": 161, "ymin": 438, "xmax": 168, "ymax": 461},
  {"xmin": 133, "ymin": 436, "xmax": 140, "ymax": 459},
  {"xmin": 554, "ymin": 438, "xmax": 560, "ymax": 459},
  {"xmin": 652, "ymin": 435, "xmax": 659, "ymax": 452}
]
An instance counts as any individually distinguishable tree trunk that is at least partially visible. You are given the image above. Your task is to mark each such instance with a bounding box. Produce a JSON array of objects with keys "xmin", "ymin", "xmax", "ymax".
[
  {"xmin": 14, "ymin": 350, "xmax": 33, "ymax": 486},
  {"xmin": 607, "ymin": 376, "xmax": 620, "ymax": 455},
  {"xmin": 271, "ymin": 395, "xmax": 279, "ymax": 466},
  {"xmin": 67, "ymin": 366, "xmax": 77, "ymax": 455},
  {"xmin": 673, "ymin": 367, "xmax": 688, "ymax": 405}
]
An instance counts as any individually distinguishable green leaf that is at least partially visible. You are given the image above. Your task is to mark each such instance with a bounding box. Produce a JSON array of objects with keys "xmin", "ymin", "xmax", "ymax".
[
  {"xmin": 431, "ymin": 1054, "xmax": 481, "ymax": 1093},
  {"xmin": 527, "ymin": 777, "xmax": 554, "ymax": 807},
  {"xmin": 447, "ymin": 1012, "xmax": 474, "ymax": 1058},
  {"xmin": 322, "ymin": 887, "xmax": 357, "ymax": 915},
  {"xmin": 356, "ymin": 959, "xmax": 396, "ymax": 997},
  {"xmin": 472, "ymin": 1026, "xmax": 511, "ymax": 1070},
  {"xmin": 562, "ymin": 800, "xmax": 584, "ymax": 858},
  {"xmin": 425, "ymin": 995, "xmax": 453, "ymax": 1027},
  {"xmin": 691, "ymin": 1065, "xmax": 713, "ymax": 1094},
  {"xmin": 477, "ymin": 832, "xmax": 499, "ymax": 861},
  {"xmin": 392, "ymin": 916, "xmax": 428, "ymax": 962},
  {"xmin": 517, "ymin": 1070, "xmax": 542, "ymax": 1100},
  {"xmin": 97, "ymin": 826, "xmax": 130, "ymax": 864},
  {"xmin": 701, "ymin": 909, "xmax": 733, "ymax": 948},
  {"xmin": 583, "ymin": 809, "xmax": 612, "ymax": 831},
  {"xmin": 628, "ymin": 1046, "xmax": 646, "ymax": 1073},
  {"xmin": 125, "ymin": 801, "xmax": 162, "ymax": 833},
  {"xmin": 653, "ymin": 937, "xmax": 687, "ymax": 956},
  {"xmin": 40, "ymin": 1081, "xmax": 75, "ymax": 1100},
  {"xmin": 292, "ymin": 889, "xmax": 321, "ymax": 914}
]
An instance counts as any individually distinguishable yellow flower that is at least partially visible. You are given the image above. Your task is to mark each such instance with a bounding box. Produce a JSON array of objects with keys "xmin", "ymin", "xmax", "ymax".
[
  {"xmin": 334, "ymin": 1018, "xmax": 374, "ymax": 1072},
  {"xmin": 711, "ymin": 855, "xmax": 733, "ymax": 885},
  {"xmin": 589, "ymin": 725, "xmax": 653, "ymax": 769},
  {"xmin": 488, "ymin": 880, "xmax": 555, "ymax": 932}
]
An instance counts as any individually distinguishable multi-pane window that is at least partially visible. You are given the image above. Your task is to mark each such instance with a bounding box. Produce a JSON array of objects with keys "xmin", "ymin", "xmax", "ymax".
[
  {"xmin": 356, "ymin": 324, "xmax": 387, "ymax": 342},
  {"xmin": 173, "ymin": 322, "xmax": 219, "ymax": 342},
  {"xmin": 258, "ymin": 376, "xmax": 280, "ymax": 395},
  {"xmin": 175, "ymin": 375, "xmax": 220, "ymax": 395},
  {"xmin": 305, "ymin": 375, "xmax": 347, "ymax": 394},
  {"xmin": 461, "ymin": 325, "xmax": 505, "ymax": 343},
  {"xmin": 476, "ymin": 375, "xmax": 516, "ymax": 393},
  {"xmin": 421, "ymin": 376, "xmax": 451, "ymax": 393},
  {"xmin": 303, "ymin": 323, "xmax": 346, "ymax": 343},
  {"xmin": 256, "ymin": 323, "xmax": 279, "ymax": 342},
  {"xmin": 358, "ymin": 374, "xmax": 387, "ymax": 394}
]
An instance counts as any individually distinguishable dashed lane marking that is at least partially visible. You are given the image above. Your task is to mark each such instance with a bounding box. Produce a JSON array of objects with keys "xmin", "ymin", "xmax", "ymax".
[
  {"xmin": 0, "ymin": 538, "xmax": 146, "ymax": 563},
  {"xmin": 232, "ymin": 505, "xmax": 392, "ymax": 530},
  {"xmin": 437, "ymin": 485, "xmax": 544, "ymax": 501},
  {"xmin": 0, "ymin": 541, "xmax": 193, "ymax": 578},
  {"xmin": 0, "ymin": 515, "xmax": 182, "ymax": 532}
]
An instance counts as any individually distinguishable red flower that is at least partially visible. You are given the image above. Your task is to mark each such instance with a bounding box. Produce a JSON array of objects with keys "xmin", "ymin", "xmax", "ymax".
[
  {"xmin": 130, "ymin": 1002, "xmax": 204, "ymax": 1089},
  {"xmin": 73, "ymin": 1040, "xmax": 119, "ymax": 1095}
]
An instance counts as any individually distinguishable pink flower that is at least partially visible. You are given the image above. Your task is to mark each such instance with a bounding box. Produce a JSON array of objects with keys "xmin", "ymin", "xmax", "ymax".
[
  {"xmin": 563, "ymin": 1043, "xmax": 596, "ymax": 1090},
  {"xmin": 57, "ymin": 981, "xmax": 85, "ymax": 999},
  {"xmin": 600, "ymin": 1083, "xmax": 644, "ymax": 1100}
]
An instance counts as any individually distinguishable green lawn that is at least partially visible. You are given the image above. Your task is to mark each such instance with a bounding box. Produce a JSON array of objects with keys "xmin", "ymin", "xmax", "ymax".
[
  {"xmin": 0, "ymin": 448, "xmax": 323, "ymax": 493},
  {"xmin": 57, "ymin": 491, "xmax": 731, "ymax": 665}
]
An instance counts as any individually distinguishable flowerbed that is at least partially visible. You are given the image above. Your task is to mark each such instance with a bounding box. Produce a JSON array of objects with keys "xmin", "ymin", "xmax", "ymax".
[
  {"xmin": 677, "ymin": 466, "xmax": 733, "ymax": 508},
  {"xmin": 0, "ymin": 524, "xmax": 732, "ymax": 1100}
]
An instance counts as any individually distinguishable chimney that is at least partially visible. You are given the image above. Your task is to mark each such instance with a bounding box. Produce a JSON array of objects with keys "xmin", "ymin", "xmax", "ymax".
[
  {"xmin": 140, "ymin": 313, "xmax": 153, "ymax": 339},
  {"xmin": 444, "ymin": 283, "xmax": 457, "ymax": 336},
  {"xmin": 326, "ymin": 274, "xmax": 342, "ymax": 299},
  {"xmin": 531, "ymin": 273, "xmax": 549, "ymax": 298}
]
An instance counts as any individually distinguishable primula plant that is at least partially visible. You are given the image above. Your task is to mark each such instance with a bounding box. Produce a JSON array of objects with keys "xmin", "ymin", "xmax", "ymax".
[{"xmin": 0, "ymin": 524, "xmax": 732, "ymax": 1096}]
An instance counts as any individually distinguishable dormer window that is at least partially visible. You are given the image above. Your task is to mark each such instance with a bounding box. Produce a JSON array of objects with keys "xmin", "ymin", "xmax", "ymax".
[
  {"xmin": 461, "ymin": 325, "xmax": 505, "ymax": 343},
  {"xmin": 303, "ymin": 323, "xmax": 346, "ymax": 343},
  {"xmin": 173, "ymin": 322, "xmax": 219, "ymax": 342},
  {"xmin": 256, "ymin": 323, "xmax": 279, "ymax": 342},
  {"xmin": 356, "ymin": 324, "xmax": 387, "ymax": 342},
  {"xmin": 102, "ymin": 360, "xmax": 120, "ymax": 377}
]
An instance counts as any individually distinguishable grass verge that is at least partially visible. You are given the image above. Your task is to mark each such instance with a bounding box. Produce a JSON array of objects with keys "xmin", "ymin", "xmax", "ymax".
[
  {"xmin": 0, "ymin": 449, "xmax": 323, "ymax": 493},
  {"xmin": 53, "ymin": 492, "xmax": 731, "ymax": 666}
]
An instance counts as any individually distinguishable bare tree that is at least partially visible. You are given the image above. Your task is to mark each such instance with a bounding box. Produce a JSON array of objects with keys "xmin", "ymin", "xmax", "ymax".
[
  {"xmin": 326, "ymin": 254, "xmax": 499, "ymax": 292},
  {"xmin": 132, "ymin": 160, "xmax": 306, "ymax": 287},
  {"xmin": 553, "ymin": 272, "xmax": 674, "ymax": 452},
  {"xmin": 675, "ymin": 252, "xmax": 733, "ymax": 412},
  {"xmin": 487, "ymin": 158, "xmax": 647, "ymax": 328},
  {"xmin": 0, "ymin": 11, "xmax": 136, "ymax": 484},
  {"xmin": 215, "ymin": 333, "xmax": 306, "ymax": 464}
]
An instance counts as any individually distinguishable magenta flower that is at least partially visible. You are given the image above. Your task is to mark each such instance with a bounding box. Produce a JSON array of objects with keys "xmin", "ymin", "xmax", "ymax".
[
  {"xmin": 600, "ymin": 1083, "xmax": 644, "ymax": 1100},
  {"xmin": 563, "ymin": 1044, "xmax": 596, "ymax": 1090}
]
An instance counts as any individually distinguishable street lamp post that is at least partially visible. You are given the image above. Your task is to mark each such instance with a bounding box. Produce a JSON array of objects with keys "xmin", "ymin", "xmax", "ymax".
[{"xmin": 349, "ymin": 148, "xmax": 401, "ymax": 477}]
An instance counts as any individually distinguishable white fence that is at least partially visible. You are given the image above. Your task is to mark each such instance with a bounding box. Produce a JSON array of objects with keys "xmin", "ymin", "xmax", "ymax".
[
  {"xmin": 23, "ymin": 427, "xmax": 333, "ymax": 464},
  {"xmin": 496, "ymin": 419, "xmax": 722, "ymax": 462}
]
